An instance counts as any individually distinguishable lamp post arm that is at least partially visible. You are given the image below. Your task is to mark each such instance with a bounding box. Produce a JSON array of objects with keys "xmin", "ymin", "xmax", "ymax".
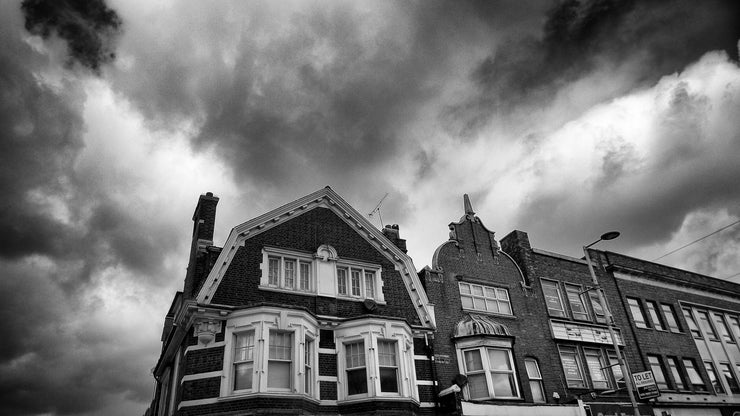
[{"xmin": 583, "ymin": 246, "xmax": 641, "ymax": 416}]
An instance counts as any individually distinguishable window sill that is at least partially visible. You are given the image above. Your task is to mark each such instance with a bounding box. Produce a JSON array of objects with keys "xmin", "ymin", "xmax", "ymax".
[
  {"xmin": 220, "ymin": 391, "xmax": 320, "ymax": 404},
  {"xmin": 259, "ymin": 285, "xmax": 316, "ymax": 296},
  {"xmin": 338, "ymin": 395, "xmax": 419, "ymax": 405},
  {"xmin": 461, "ymin": 308, "xmax": 516, "ymax": 319}
]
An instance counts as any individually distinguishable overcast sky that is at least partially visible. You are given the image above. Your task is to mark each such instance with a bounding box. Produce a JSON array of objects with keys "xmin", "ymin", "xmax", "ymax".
[{"xmin": 2, "ymin": 0, "xmax": 740, "ymax": 414}]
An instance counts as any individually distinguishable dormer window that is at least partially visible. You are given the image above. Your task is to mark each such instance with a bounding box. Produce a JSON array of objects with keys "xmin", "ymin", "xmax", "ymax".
[{"xmin": 260, "ymin": 245, "xmax": 385, "ymax": 303}]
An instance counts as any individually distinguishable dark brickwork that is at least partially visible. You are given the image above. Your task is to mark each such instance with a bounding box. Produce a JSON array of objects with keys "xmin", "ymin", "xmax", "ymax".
[
  {"xmin": 414, "ymin": 358, "xmax": 433, "ymax": 381},
  {"xmin": 184, "ymin": 346, "xmax": 224, "ymax": 375},
  {"xmin": 318, "ymin": 353, "xmax": 337, "ymax": 377},
  {"xmin": 181, "ymin": 377, "xmax": 220, "ymax": 401},
  {"xmin": 179, "ymin": 396, "xmax": 320, "ymax": 416},
  {"xmin": 418, "ymin": 384, "xmax": 437, "ymax": 403},
  {"xmin": 319, "ymin": 329, "xmax": 335, "ymax": 349},
  {"xmin": 320, "ymin": 380, "xmax": 337, "ymax": 400},
  {"xmin": 413, "ymin": 337, "xmax": 427, "ymax": 356},
  {"xmin": 212, "ymin": 207, "xmax": 421, "ymax": 326}
]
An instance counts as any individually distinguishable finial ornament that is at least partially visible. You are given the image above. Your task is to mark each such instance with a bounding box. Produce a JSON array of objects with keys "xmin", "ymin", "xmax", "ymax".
[{"xmin": 464, "ymin": 194, "xmax": 475, "ymax": 216}]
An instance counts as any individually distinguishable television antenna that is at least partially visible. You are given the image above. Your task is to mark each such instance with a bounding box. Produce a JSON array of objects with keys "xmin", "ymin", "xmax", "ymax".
[{"xmin": 368, "ymin": 193, "xmax": 389, "ymax": 229}]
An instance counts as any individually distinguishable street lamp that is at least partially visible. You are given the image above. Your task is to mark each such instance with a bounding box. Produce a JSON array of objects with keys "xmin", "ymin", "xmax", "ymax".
[{"xmin": 583, "ymin": 231, "xmax": 641, "ymax": 416}]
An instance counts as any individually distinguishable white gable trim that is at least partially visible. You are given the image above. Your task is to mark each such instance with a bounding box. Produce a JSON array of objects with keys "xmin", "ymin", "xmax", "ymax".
[{"xmin": 195, "ymin": 187, "xmax": 435, "ymax": 329}]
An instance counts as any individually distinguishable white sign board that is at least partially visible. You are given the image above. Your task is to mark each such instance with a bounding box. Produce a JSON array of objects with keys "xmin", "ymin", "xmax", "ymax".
[{"xmin": 632, "ymin": 370, "xmax": 660, "ymax": 399}]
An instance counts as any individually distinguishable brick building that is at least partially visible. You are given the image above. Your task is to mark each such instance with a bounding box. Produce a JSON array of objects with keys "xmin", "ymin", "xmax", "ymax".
[
  {"xmin": 148, "ymin": 190, "xmax": 740, "ymax": 416},
  {"xmin": 148, "ymin": 188, "xmax": 437, "ymax": 415}
]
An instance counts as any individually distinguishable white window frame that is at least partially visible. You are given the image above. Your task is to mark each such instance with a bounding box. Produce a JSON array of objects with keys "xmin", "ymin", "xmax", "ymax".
[
  {"xmin": 542, "ymin": 279, "xmax": 567, "ymax": 318},
  {"xmin": 334, "ymin": 319, "xmax": 416, "ymax": 402},
  {"xmin": 455, "ymin": 337, "xmax": 520, "ymax": 400},
  {"xmin": 221, "ymin": 308, "xmax": 319, "ymax": 399},
  {"xmin": 260, "ymin": 247, "xmax": 315, "ymax": 294},
  {"xmin": 524, "ymin": 358, "xmax": 545, "ymax": 403},
  {"xmin": 335, "ymin": 259, "xmax": 383, "ymax": 302},
  {"xmin": 458, "ymin": 282, "xmax": 512, "ymax": 316}
]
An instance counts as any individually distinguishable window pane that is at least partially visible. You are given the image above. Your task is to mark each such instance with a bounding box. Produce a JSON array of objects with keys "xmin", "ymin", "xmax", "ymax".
[
  {"xmin": 713, "ymin": 314, "xmax": 734, "ymax": 343},
  {"xmin": 305, "ymin": 339, "xmax": 313, "ymax": 395},
  {"xmin": 347, "ymin": 368, "xmax": 368, "ymax": 395},
  {"xmin": 488, "ymin": 349, "xmax": 511, "ymax": 371},
  {"xmin": 378, "ymin": 341, "xmax": 397, "ymax": 366},
  {"xmin": 461, "ymin": 295, "xmax": 474, "ymax": 309},
  {"xmin": 499, "ymin": 300, "xmax": 512, "ymax": 315},
  {"xmin": 566, "ymin": 285, "xmax": 589, "ymax": 320},
  {"xmin": 648, "ymin": 355, "xmax": 668, "ymax": 390},
  {"xmin": 346, "ymin": 342, "xmax": 366, "ymax": 368},
  {"xmin": 705, "ymin": 362, "xmax": 725, "ymax": 394},
  {"xmin": 364, "ymin": 272, "xmax": 375, "ymax": 299},
  {"xmin": 590, "ymin": 291, "xmax": 607, "ymax": 323},
  {"xmin": 485, "ymin": 299, "xmax": 499, "ymax": 313},
  {"xmin": 628, "ymin": 298, "xmax": 648, "ymax": 328},
  {"xmin": 697, "ymin": 311, "xmax": 718, "ymax": 340},
  {"xmin": 268, "ymin": 257, "xmax": 280, "ymax": 285},
  {"xmin": 491, "ymin": 373, "xmax": 516, "ymax": 397},
  {"xmin": 719, "ymin": 363, "xmax": 740, "ymax": 393},
  {"xmin": 337, "ymin": 268, "xmax": 347, "ymax": 295},
  {"xmin": 525, "ymin": 359, "xmax": 541, "ymax": 379},
  {"xmin": 683, "ymin": 308, "xmax": 702, "ymax": 338},
  {"xmin": 464, "ymin": 350, "xmax": 484, "ymax": 372},
  {"xmin": 380, "ymin": 367, "xmax": 399, "ymax": 393},
  {"xmin": 728, "ymin": 316, "xmax": 740, "ymax": 341},
  {"xmin": 472, "ymin": 285, "xmax": 484, "ymax": 296},
  {"xmin": 284, "ymin": 259, "xmax": 295, "ymax": 288},
  {"xmin": 234, "ymin": 362, "xmax": 253, "ymax": 390},
  {"xmin": 268, "ymin": 361, "xmax": 291, "ymax": 389},
  {"xmin": 467, "ymin": 373, "xmax": 489, "ymax": 399},
  {"xmin": 346, "ymin": 341, "xmax": 367, "ymax": 395},
  {"xmin": 299, "ymin": 262, "xmax": 310, "ymax": 290},
  {"xmin": 585, "ymin": 349, "xmax": 609, "ymax": 389},
  {"xmin": 646, "ymin": 301, "xmax": 665, "ymax": 330},
  {"xmin": 485, "ymin": 287, "xmax": 497, "ymax": 298},
  {"xmin": 351, "ymin": 270, "xmax": 362, "ymax": 296},
  {"xmin": 459, "ymin": 283, "xmax": 471, "ymax": 294},
  {"xmin": 662, "ymin": 304, "xmax": 681, "ymax": 332},
  {"xmin": 496, "ymin": 288, "xmax": 509, "ymax": 300},
  {"xmin": 542, "ymin": 281, "xmax": 565, "ymax": 317},
  {"xmin": 682, "ymin": 359, "xmax": 706, "ymax": 391},
  {"xmin": 667, "ymin": 357, "xmax": 686, "ymax": 390},
  {"xmin": 560, "ymin": 348, "xmax": 585, "ymax": 388},
  {"xmin": 530, "ymin": 380, "xmax": 545, "ymax": 402},
  {"xmin": 269, "ymin": 332, "xmax": 291, "ymax": 360},
  {"xmin": 234, "ymin": 331, "xmax": 255, "ymax": 361},
  {"xmin": 608, "ymin": 351, "xmax": 623, "ymax": 385}
]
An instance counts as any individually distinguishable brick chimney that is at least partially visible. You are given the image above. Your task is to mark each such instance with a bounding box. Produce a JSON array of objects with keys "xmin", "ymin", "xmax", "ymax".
[
  {"xmin": 382, "ymin": 224, "xmax": 407, "ymax": 253},
  {"xmin": 183, "ymin": 192, "xmax": 219, "ymax": 299}
]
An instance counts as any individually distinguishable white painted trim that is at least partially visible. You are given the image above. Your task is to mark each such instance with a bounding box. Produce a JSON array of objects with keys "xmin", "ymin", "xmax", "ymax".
[
  {"xmin": 420, "ymin": 402, "xmax": 437, "ymax": 408},
  {"xmin": 181, "ymin": 371, "xmax": 222, "ymax": 384},
  {"xmin": 415, "ymin": 380, "xmax": 435, "ymax": 386},
  {"xmin": 413, "ymin": 355, "xmax": 429, "ymax": 360},
  {"xmin": 185, "ymin": 341, "xmax": 225, "ymax": 354},
  {"xmin": 318, "ymin": 347, "xmax": 336, "ymax": 354},
  {"xmin": 178, "ymin": 398, "xmax": 219, "ymax": 409},
  {"xmin": 320, "ymin": 400, "xmax": 338, "ymax": 405},
  {"xmin": 194, "ymin": 187, "xmax": 435, "ymax": 329},
  {"xmin": 318, "ymin": 375, "xmax": 338, "ymax": 382},
  {"xmin": 614, "ymin": 272, "xmax": 740, "ymax": 306}
]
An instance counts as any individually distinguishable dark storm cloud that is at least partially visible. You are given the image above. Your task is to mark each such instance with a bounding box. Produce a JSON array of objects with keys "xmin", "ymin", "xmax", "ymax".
[
  {"xmin": 514, "ymin": 56, "xmax": 740, "ymax": 255},
  {"xmin": 0, "ymin": 2, "xmax": 176, "ymax": 414},
  {"xmin": 446, "ymin": 0, "xmax": 740, "ymax": 136},
  {"xmin": 21, "ymin": 0, "xmax": 122, "ymax": 73},
  {"xmin": 108, "ymin": 1, "xmax": 550, "ymax": 218}
]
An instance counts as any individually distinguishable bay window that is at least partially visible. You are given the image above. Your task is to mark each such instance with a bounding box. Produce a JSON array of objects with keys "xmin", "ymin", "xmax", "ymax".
[
  {"xmin": 461, "ymin": 347, "xmax": 519, "ymax": 399},
  {"xmin": 223, "ymin": 308, "xmax": 318, "ymax": 398},
  {"xmin": 334, "ymin": 319, "xmax": 417, "ymax": 402}
]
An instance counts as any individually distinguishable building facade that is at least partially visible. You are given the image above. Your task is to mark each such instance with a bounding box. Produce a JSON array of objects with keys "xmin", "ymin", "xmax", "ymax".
[{"xmin": 147, "ymin": 190, "xmax": 740, "ymax": 416}]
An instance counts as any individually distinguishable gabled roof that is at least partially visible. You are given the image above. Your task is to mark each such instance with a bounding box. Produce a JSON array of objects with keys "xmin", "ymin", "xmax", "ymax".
[{"xmin": 195, "ymin": 186, "xmax": 436, "ymax": 329}]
